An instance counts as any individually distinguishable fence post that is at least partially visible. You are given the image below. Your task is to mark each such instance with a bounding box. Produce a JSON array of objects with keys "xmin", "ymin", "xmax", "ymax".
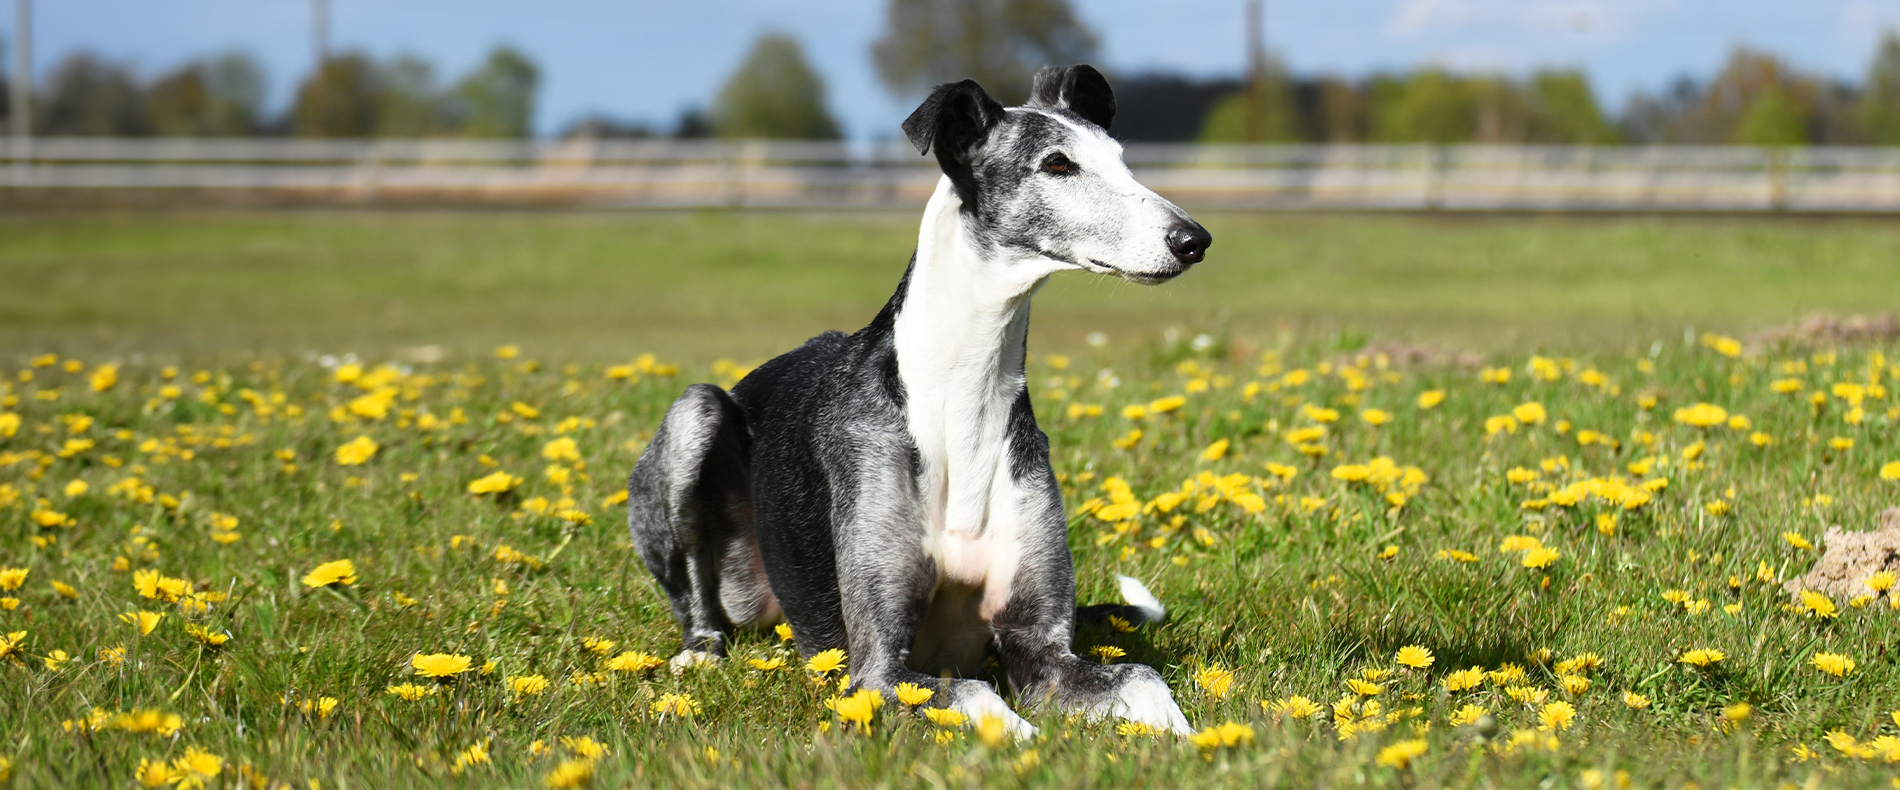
[
  {"xmin": 1423, "ymin": 144, "xmax": 1444, "ymax": 211},
  {"xmin": 1767, "ymin": 147, "xmax": 1789, "ymax": 212}
]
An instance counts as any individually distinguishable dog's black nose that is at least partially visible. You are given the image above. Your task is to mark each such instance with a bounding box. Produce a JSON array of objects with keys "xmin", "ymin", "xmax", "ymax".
[{"xmin": 1165, "ymin": 223, "xmax": 1212, "ymax": 265}]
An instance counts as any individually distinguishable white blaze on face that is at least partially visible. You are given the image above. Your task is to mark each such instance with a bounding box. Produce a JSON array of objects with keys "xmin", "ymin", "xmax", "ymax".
[{"xmin": 1022, "ymin": 110, "xmax": 1194, "ymax": 283}]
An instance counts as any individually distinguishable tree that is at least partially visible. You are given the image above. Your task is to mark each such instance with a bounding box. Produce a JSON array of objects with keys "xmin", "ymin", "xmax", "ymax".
[
  {"xmin": 1376, "ymin": 70, "xmax": 1474, "ymax": 143},
  {"xmin": 871, "ymin": 0, "xmax": 1096, "ymax": 103},
  {"xmin": 712, "ymin": 33, "xmax": 840, "ymax": 140},
  {"xmin": 1197, "ymin": 55, "xmax": 1301, "ymax": 143},
  {"xmin": 1528, "ymin": 70, "xmax": 1617, "ymax": 144},
  {"xmin": 293, "ymin": 53, "xmax": 380, "ymax": 137},
  {"xmin": 1736, "ymin": 86, "xmax": 1808, "ymax": 145},
  {"xmin": 1861, "ymin": 30, "xmax": 1900, "ymax": 145},
  {"xmin": 147, "ymin": 52, "xmax": 265, "ymax": 136},
  {"xmin": 39, "ymin": 52, "xmax": 149, "ymax": 135},
  {"xmin": 376, "ymin": 55, "xmax": 447, "ymax": 137},
  {"xmin": 451, "ymin": 46, "xmax": 539, "ymax": 138}
]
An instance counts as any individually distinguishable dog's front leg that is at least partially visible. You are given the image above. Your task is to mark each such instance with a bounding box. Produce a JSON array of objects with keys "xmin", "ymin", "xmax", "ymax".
[
  {"xmin": 990, "ymin": 487, "xmax": 1195, "ymax": 735},
  {"xmin": 833, "ymin": 510, "xmax": 1037, "ymax": 738}
]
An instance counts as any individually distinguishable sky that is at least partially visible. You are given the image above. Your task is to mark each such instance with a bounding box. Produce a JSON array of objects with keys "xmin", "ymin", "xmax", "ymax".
[{"xmin": 7, "ymin": 0, "xmax": 1900, "ymax": 139}]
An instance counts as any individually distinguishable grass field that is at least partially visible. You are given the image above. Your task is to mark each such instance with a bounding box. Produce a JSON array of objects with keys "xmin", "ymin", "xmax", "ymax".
[{"xmin": 1, "ymin": 212, "xmax": 1899, "ymax": 788}]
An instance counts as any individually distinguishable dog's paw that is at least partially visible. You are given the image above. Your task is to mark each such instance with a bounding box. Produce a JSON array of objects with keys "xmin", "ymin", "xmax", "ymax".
[
  {"xmin": 948, "ymin": 682, "xmax": 1039, "ymax": 740},
  {"xmin": 668, "ymin": 650, "xmax": 720, "ymax": 673},
  {"xmin": 1108, "ymin": 672, "xmax": 1195, "ymax": 736}
]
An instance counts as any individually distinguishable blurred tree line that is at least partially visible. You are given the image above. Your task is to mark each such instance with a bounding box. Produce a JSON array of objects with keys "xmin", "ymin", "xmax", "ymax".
[
  {"xmin": 0, "ymin": 44, "xmax": 542, "ymax": 138},
  {"xmin": 8, "ymin": 5, "xmax": 1900, "ymax": 145}
]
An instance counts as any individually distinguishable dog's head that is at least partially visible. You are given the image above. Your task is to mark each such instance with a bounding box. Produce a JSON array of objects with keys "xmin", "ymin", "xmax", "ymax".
[{"xmin": 902, "ymin": 65, "xmax": 1211, "ymax": 285}]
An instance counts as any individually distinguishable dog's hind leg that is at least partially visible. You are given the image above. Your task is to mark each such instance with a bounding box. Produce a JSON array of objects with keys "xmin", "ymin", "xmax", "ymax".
[{"xmin": 628, "ymin": 383, "xmax": 778, "ymax": 666}]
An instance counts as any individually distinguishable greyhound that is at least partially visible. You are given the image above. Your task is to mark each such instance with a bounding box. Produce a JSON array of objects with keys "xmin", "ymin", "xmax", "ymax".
[{"xmin": 627, "ymin": 64, "xmax": 1212, "ymax": 736}]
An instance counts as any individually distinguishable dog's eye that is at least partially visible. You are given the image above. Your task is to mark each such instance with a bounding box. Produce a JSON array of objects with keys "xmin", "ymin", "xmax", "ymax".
[{"xmin": 1041, "ymin": 153, "xmax": 1076, "ymax": 175}]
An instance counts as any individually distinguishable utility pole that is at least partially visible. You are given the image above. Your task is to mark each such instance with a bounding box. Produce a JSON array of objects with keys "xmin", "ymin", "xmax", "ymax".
[
  {"xmin": 11, "ymin": 0, "xmax": 30, "ymax": 171},
  {"xmin": 312, "ymin": 0, "xmax": 328, "ymax": 70},
  {"xmin": 1243, "ymin": 0, "xmax": 1265, "ymax": 143}
]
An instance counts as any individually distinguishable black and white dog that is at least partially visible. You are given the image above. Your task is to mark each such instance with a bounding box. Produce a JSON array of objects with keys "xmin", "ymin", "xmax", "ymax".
[{"xmin": 628, "ymin": 65, "xmax": 1211, "ymax": 736}]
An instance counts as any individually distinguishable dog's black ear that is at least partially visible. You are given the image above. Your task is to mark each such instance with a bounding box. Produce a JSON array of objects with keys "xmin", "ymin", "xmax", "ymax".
[
  {"xmin": 901, "ymin": 79, "xmax": 1005, "ymax": 159},
  {"xmin": 1028, "ymin": 64, "xmax": 1115, "ymax": 130}
]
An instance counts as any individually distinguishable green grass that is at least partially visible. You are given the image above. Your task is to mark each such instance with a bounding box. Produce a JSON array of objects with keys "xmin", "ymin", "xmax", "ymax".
[
  {"xmin": 4, "ymin": 211, "xmax": 1900, "ymax": 361},
  {"xmin": 1, "ymin": 212, "xmax": 1900, "ymax": 787}
]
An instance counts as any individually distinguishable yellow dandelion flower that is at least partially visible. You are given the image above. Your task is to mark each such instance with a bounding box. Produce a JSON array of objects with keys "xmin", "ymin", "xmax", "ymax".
[
  {"xmin": 1200, "ymin": 438, "xmax": 1230, "ymax": 461},
  {"xmin": 1449, "ymin": 704, "xmax": 1487, "ymax": 726},
  {"xmin": 1783, "ymin": 531, "xmax": 1813, "ymax": 550},
  {"xmin": 1810, "ymin": 652, "xmax": 1855, "ymax": 677},
  {"xmin": 1194, "ymin": 664, "xmax": 1237, "ymax": 698},
  {"xmin": 1800, "ymin": 590, "xmax": 1839, "ymax": 619},
  {"xmin": 509, "ymin": 674, "xmax": 551, "ymax": 696},
  {"xmin": 385, "ymin": 683, "xmax": 435, "ymax": 701},
  {"xmin": 1723, "ymin": 702, "xmax": 1752, "ymax": 723},
  {"xmin": 1268, "ymin": 695, "xmax": 1323, "ymax": 719},
  {"xmin": 1089, "ymin": 645, "xmax": 1125, "ymax": 664},
  {"xmin": 923, "ymin": 707, "xmax": 969, "ymax": 728},
  {"xmin": 1622, "ymin": 691, "xmax": 1651, "ymax": 710},
  {"xmin": 1679, "ymin": 648, "xmax": 1725, "ymax": 667},
  {"xmin": 1375, "ymin": 738, "xmax": 1428, "ymax": 769},
  {"xmin": 1442, "ymin": 667, "xmax": 1484, "ymax": 692},
  {"xmin": 650, "ymin": 692, "xmax": 701, "ymax": 717},
  {"xmin": 1116, "ymin": 721, "xmax": 1161, "ymax": 737},
  {"xmin": 185, "ymin": 624, "xmax": 229, "ymax": 646},
  {"xmin": 605, "ymin": 651, "xmax": 663, "ymax": 673},
  {"xmin": 1347, "ymin": 678, "xmax": 1384, "ymax": 696},
  {"xmin": 543, "ymin": 760, "xmax": 593, "ymax": 790},
  {"xmin": 1361, "ymin": 408, "xmax": 1393, "ymax": 426},
  {"xmin": 747, "ymin": 656, "xmax": 785, "ymax": 671},
  {"xmin": 806, "ymin": 648, "xmax": 847, "ymax": 674},
  {"xmin": 333, "ymin": 436, "xmax": 379, "ymax": 466},
  {"xmin": 1189, "ymin": 721, "xmax": 1255, "ymax": 752},
  {"xmin": 1522, "ymin": 547, "xmax": 1560, "ymax": 569},
  {"xmin": 42, "ymin": 649, "xmax": 70, "ymax": 671},
  {"xmin": 120, "ymin": 610, "xmax": 164, "ymax": 636},
  {"xmin": 301, "ymin": 559, "xmax": 357, "ymax": 589},
  {"xmin": 774, "ymin": 622, "xmax": 794, "ymax": 641},
  {"xmin": 135, "ymin": 758, "xmax": 176, "ymax": 787},
  {"xmin": 1560, "ymin": 675, "xmax": 1591, "ymax": 695},
  {"xmin": 1538, "ymin": 700, "xmax": 1576, "ymax": 732},
  {"xmin": 1867, "ymin": 571, "xmax": 1897, "ymax": 592},
  {"xmin": 1882, "ymin": 461, "xmax": 1900, "ymax": 481},
  {"xmin": 467, "ymin": 471, "xmax": 523, "ymax": 495},
  {"xmin": 830, "ymin": 689, "xmax": 880, "ymax": 727},
  {"xmin": 0, "ymin": 568, "xmax": 26, "ymax": 592},
  {"xmin": 894, "ymin": 682, "xmax": 935, "ymax": 706},
  {"xmin": 412, "ymin": 652, "xmax": 474, "ymax": 678},
  {"xmin": 1672, "ymin": 403, "xmax": 1728, "ymax": 428},
  {"xmin": 1395, "ymin": 645, "xmax": 1434, "ymax": 669}
]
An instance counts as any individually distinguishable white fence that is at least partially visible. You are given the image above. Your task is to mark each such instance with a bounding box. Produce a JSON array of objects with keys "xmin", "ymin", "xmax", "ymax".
[{"xmin": 8, "ymin": 138, "xmax": 1900, "ymax": 211}]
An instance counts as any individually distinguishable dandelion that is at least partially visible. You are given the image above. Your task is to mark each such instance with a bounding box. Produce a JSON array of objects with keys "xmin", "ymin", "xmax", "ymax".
[
  {"xmin": 1560, "ymin": 675, "xmax": 1591, "ymax": 695},
  {"xmin": 1622, "ymin": 691, "xmax": 1651, "ymax": 709},
  {"xmin": 1538, "ymin": 700, "xmax": 1576, "ymax": 732},
  {"xmin": 1395, "ymin": 645, "xmax": 1434, "ymax": 669},
  {"xmin": 1268, "ymin": 695, "xmax": 1322, "ymax": 719},
  {"xmin": 775, "ymin": 622, "xmax": 794, "ymax": 641},
  {"xmin": 1810, "ymin": 652, "xmax": 1855, "ymax": 677},
  {"xmin": 806, "ymin": 648, "xmax": 847, "ymax": 674},
  {"xmin": 1449, "ymin": 704, "xmax": 1487, "ymax": 726},
  {"xmin": 1117, "ymin": 721, "xmax": 1161, "ymax": 737},
  {"xmin": 894, "ymin": 682, "xmax": 935, "ymax": 706},
  {"xmin": 111, "ymin": 709, "xmax": 184, "ymax": 736},
  {"xmin": 830, "ymin": 689, "xmax": 880, "ymax": 727},
  {"xmin": 1361, "ymin": 408, "xmax": 1393, "ymax": 426},
  {"xmin": 1200, "ymin": 439, "xmax": 1230, "ymax": 461},
  {"xmin": 333, "ymin": 435, "xmax": 379, "ymax": 466},
  {"xmin": 1799, "ymin": 590, "xmax": 1839, "ymax": 619},
  {"xmin": 412, "ymin": 652, "xmax": 474, "ymax": 678},
  {"xmin": 1188, "ymin": 722, "xmax": 1255, "ymax": 753},
  {"xmin": 1882, "ymin": 461, "xmax": 1900, "ymax": 481},
  {"xmin": 1089, "ymin": 645, "xmax": 1125, "ymax": 664},
  {"xmin": 923, "ymin": 708, "xmax": 968, "ymax": 727},
  {"xmin": 1375, "ymin": 739, "xmax": 1427, "ymax": 769},
  {"xmin": 1522, "ymin": 547, "xmax": 1560, "ymax": 569},
  {"xmin": 509, "ymin": 674, "xmax": 551, "ymax": 696},
  {"xmin": 651, "ymin": 692, "xmax": 701, "ymax": 717},
  {"xmin": 1782, "ymin": 532, "xmax": 1813, "ymax": 550},
  {"xmin": 1672, "ymin": 403, "xmax": 1728, "ymax": 428},
  {"xmin": 1417, "ymin": 390, "xmax": 1446, "ymax": 409},
  {"xmin": 605, "ymin": 651, "xmax": 663, "ymax": 673},
  {"xmin": 185, "ymin": 624, "xmax": 229, "ymax": 646},
  {"xmin": 1194, "ymin": 664, "xmax": 1237, "ymax": 698},
  {"xmin": 1346, "ymin": 678, "xmax": 1384, "ymax": 696},
  {"xmin": 1679, "ymin": 648, "xmax": 1725, "ymax": 667},
  {"xmin": 467, "ymin": 471, "xmax": 523, "ymax": 495},
  {"xmin": 543, "ymin": 760, "xmax": 593, "ymax": 789},
  {"xmin": 301, "ymin": 559, "xmax": 357, "ymax": 588},
  {"xmin": 450, "ymin": 742, "xmax": 490, "ymax": 775},
  {"xmin": 1866, "ymin": 571, "xmax": 1896, "ymax": 593},
  {"xmin": 120, "ymin": 610, "xmax": 164, "ymax": 635},
  {"xmin": 747, "ymin": 656, "xmax": 785, "ymax": 671},
  {"xmin": 385, "ymin": 683, "xmax": 435, "ymax": 701},
  {"xmin": 1723, "ymin": 702, "xmax": 1752, "ymax": 724},
  {"xmin": 0, "ymin": 568, "xmax": 25, "ymax": 591},
  {"xmin": 1443, "ymin": 667, "xmax": 1484, "ymax": 692}
]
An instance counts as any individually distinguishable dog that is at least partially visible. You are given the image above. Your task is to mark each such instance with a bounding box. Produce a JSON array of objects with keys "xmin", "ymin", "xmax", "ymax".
[{"xmin": 627, "ymin": 64, "xmax": 1212, "ymax": 736}]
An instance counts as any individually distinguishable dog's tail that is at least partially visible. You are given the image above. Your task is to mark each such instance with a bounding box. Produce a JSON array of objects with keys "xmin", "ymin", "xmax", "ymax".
[{"xmin": 1076, "ymin": 575, "xmax": 1169, "ymax": 626}]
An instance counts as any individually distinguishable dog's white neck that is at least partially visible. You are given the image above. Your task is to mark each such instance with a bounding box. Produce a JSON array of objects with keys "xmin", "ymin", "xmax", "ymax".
[{"xmin": 893, "ymin": 177, "xmax": 1063, "ymax": 544}]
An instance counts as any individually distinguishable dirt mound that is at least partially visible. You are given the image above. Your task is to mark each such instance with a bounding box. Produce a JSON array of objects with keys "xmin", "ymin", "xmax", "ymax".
[
  {"xmin": 1752, "ymin": 313, "xmax": 1900, "ymax": 350},
  {"xmin": 1784, "ymin": 508, "xmax": 1900, "ymax": 603}
]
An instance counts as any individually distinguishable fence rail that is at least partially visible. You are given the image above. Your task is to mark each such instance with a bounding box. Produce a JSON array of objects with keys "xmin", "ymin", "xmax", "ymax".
[{"xmin": 9, "ymin": 138, "xmax": 1900, "ymax": 211}]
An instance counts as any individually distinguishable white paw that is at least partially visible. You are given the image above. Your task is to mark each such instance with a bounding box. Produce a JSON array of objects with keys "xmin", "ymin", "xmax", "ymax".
[
  {"xmin": 1108, "ymin": 673, "xmax": 1195, "ymax": 736},
  {"xmin": 952, "ymin": 683, "xmax": 1040, "ymax": 740},
  {"xmin": 668, "ymin": 650, "xmax": 719, "ymax": 673}
]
